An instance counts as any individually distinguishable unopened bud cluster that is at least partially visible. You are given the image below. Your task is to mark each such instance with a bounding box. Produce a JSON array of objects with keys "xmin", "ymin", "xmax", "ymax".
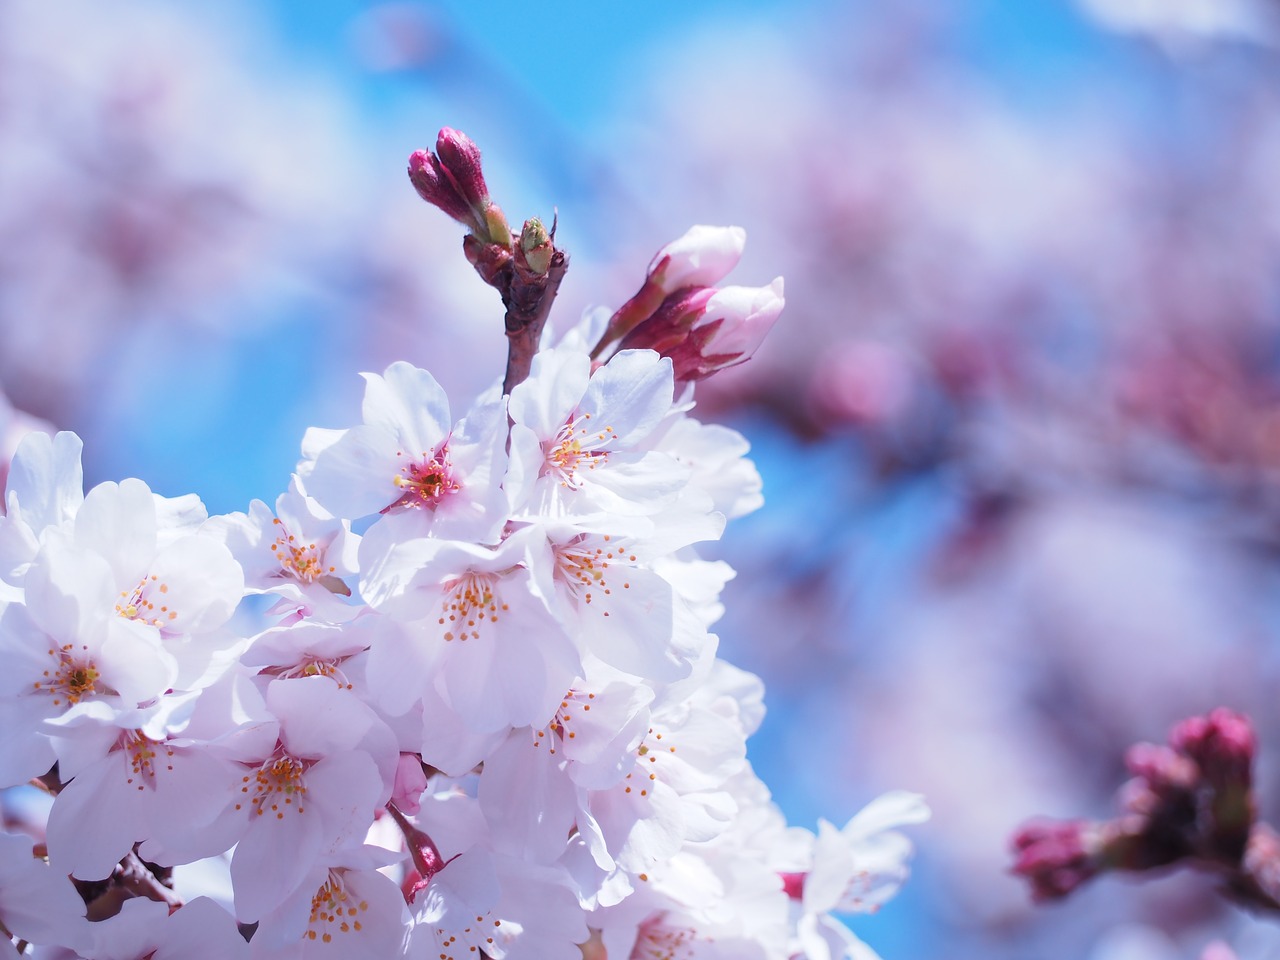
[
  {"xmin": 1011, "ymin": 708, "xmax": 1279, "ymax": 913},
  {"xmin": 592, "ymin": 225, "xmax": 785, "ymax": 382}
]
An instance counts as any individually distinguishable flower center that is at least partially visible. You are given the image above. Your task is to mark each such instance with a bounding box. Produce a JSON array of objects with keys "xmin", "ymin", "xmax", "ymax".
[
  {"xmin": 437, "ymin": 571, "xmax": 507, "ymax": 642},
  {"xmin": 429, "ymin": 914, "xmax": 503, "ymax": 960},
  {"xmin": 277, "ymin": 658, "xmax": 355, "ymax": 689},
  {"xmin": 543, "ymin": 413, "xmax": 615, "ymax": 489},
  {"xmin": 305, "ymin": 871, "xmax": 369, "ymax": 944},
  {"xmin": 121, "ymin": 730, "xmax": 173, "ymax": 790},
  {"xmin": 553, "ymin": 534, "xmax": 636, "ymax": 608},
  {"xmin": 535, "ymin": 688, "xmax": 598, "ymax": 755},
  {"xmin": 270, "ymin": 518, "xmax": 335, "ymax": 584},
  {"xmin": 621, "ymin": 726, "xmax": 675, "ymax": 800},
  {"xmin": 115, "ymin": 574, "xmax": 177, "ymax": 628},
  {"xmin": 392, "ymin": 446, "xmax": 460, "ymax": 509},
  {"xmin": 631, "ymin": 918, "xmax": 698, "ymax": 960},
  {"xmin": 33, "ymin": 643, "xmax": 100, "ymax": 707},
  {"xmin": 237, "ymin": 754, "xmax": 309, "ymax": 820}
]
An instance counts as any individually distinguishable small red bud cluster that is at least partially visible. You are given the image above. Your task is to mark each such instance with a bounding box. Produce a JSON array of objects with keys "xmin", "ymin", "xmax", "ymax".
[
  {"xmin": 407, "ymin": 127, "xmax": 567, "ymax": 394},
  {"xmin": 1010, "ymin": 708, "xmax": 1280, "ymax": 916},
  {"xmin": 590, "ymin": 225, "xmax": 784, "ymax": 384}
]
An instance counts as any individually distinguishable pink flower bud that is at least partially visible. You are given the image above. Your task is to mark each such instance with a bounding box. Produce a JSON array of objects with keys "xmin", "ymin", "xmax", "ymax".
[
  {"xmin": 386, "ymin": 801, "xmax": 452, "ymax": 903},
  {"xmin": 391, "ymin": 753, "xmax": 429, "ymax": 815},
  {"xmin": 407, "ymin": 149, "xmax": 477, "ymax": 230},
  {"xmin": 1124, "ymin": 742, "xmax": 1197, "ymax": 795},
  {"xmin": 1170, "ymin": 708, "xmax": 1255, "ymax": 790},
  {"xmin": 1010, "ymin": 818, "xmax": 1098, "ymax": 901},
  {"xmin": 617, "ymin": 278, "xmax": 784, "ymax": 382},
  {"xmin": 434, "ymin": 126, "xmax": 490, "ymax": 212},
  {"xmin": 407, "ymin": 128, "xmax": 511, "ymax": 246},
  {"xmin": 591, "ymin": 225, "xmax": 749, "ymax": 357},
  {"xmin": 648, "ymin": 224, "xmax": 746, "ymax": 293},
  {"xmin": 694, "ymin": 278, "xmax": 785, "ymax": 362}
]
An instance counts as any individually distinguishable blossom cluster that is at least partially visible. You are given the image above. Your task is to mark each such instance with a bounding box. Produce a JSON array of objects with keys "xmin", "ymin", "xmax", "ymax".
[{"xmin": 0, "ymin": 222, "xmax": 924, "ymax": 958}]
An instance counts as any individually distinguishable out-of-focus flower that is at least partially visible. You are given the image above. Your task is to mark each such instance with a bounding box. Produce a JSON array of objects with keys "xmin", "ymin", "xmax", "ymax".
[
  {"xmin": 1011, "ymin": 820, "xmax": 1100, "ymax": 902},
  {"xmin": 1076, "ymin": 0, "xmax": 1280, "ymax": 49},
  {"xmin": 0, "ymin": 389, "xmax": 51, "ymax": 510},
  {"xmin": 1010, "ymin": 710, "xmax": 1277, "ymax": 918},
  {"xmin": 594, "ymin": 9, "xmax": 1280, "ymax": 957}
]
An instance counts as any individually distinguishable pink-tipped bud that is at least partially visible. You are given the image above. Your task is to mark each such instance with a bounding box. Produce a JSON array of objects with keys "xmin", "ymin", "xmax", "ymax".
[
  {"xmin": 408, "ymin": 128, "xmax": 511, "ymax": 247},
  {"xmin": 591, "ymin": 225, "xmax": 750, "ymax": 358},
  {"xmin": 1125, "ymin": 742, "xmax": 1198, "ymax": 795},
  {"xmin": 408, "ymin": 149, "xmax": 478, "ymax": 230},
  {"xmin": 1010, "ymin": 819, "xmax": 1098, "ymax": 901},
  {"xmin": 648, "ymin": 224, "xmax": 747, "ymax": 294},
  {"xmin": 391, "ymin": 754, "xmax": 429, "ymax": 815},
  {"xmin": 1171, "ymin": 709, "xmax": 1257, "ymax": 860},
  {"xmin": 435, "ymin": 126, "xmax": 490, "ymax": 212},
  {"xmin": 386, "ymin": 802, "xmax": 452, "ymax": 903},
  {"xmin": 1170, "ymin": 708, "xmax": 1256, "ymax": 790},
  {"xmin": 691, "ymin": 278, "xmax": 785, "ymax": 366},
  {"xmin": 617, "ymin": 278, "xmax": 784, "ymax": 382}
]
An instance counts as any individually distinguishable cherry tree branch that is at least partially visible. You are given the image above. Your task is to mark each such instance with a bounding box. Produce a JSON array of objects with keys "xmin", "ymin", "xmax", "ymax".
[
  {"xmin": 1011, "ymin": 708, "xmax": 1280, "ymax": 916},
  {"xmin": 502, "ymin": 248, "xmax": 568, "ymax": 395},
  {"xmin": 408, "ymin": 129, "xmax": 569, "ymax": 395}
]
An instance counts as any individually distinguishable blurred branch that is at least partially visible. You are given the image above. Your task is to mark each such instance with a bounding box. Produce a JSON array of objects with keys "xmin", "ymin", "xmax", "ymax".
[{"xmin": 1011, "ymin": 708, "xmax": 1280, "ymax": 916}]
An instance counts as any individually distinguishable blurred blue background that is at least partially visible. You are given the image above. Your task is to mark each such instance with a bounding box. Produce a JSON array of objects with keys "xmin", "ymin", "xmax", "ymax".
[{"xmin": 5, "ymin": 1, "xmax": 1280, "ymax": 957}]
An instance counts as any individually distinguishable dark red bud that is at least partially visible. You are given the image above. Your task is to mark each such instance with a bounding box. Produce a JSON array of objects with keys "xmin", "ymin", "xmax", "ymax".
[
  {"xmin": 1170, "ymin": 708, "xmax": 1255, "ymax": 791},
  {"xmin": 407, "ymin": 149, "xmax": 478, "ymax": 229},
  {"xmin": 1010, "ymin": 818, "xmax": 1098, "ymax": 901},
  {"xmin": 1125, "ymin": 742, "xmax": 1198, "ymax": 794},
  {"xmin": 435, "ymin": 127, "xmax": 491, "ymax": 211}
]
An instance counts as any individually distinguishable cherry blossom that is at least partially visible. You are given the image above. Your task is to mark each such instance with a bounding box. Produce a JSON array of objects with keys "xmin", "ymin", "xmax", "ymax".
[
  {"xmin": 226, "ymin": 676, "xmax": 396, "ymax": 922},
  {"xmin": 30, "ymin": 897, "xmax": 247, "ymax": 960},
  {"xmin": 361, "ymin": 528, "xmax": 581, "ymax": 732},
  {"xmin": 0, "ymin": 830, "xmax": 89, "ymax": 955},
  {"xmin": 0, "ymin": 199, "xmax": 925, "ymax": 957},
  {"xmin": 507, "ymin": 346, "xmax": 688, "ymax": 519},
  {"xmin": 207, "ymin": 477, "xmax": 359, "ymax": 621},
  {"xmin": 299, "ymin": 363, "xmax": 509, "ymax": 544}
]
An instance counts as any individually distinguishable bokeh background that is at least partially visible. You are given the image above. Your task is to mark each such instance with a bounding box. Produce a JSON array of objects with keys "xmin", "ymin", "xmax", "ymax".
[{"xmin": 6, "ymin": 1, "xmax": 1280, "ymax": 957}]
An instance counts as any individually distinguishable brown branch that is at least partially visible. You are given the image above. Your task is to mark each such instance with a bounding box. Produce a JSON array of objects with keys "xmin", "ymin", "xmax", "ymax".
[
  {"xmin": 115, "ymin": 850, "xmax": 181, "ymax": 908},
  {"xmin": 1012, "ymin": 708, "xmax": 1280, "ymax": 916},
  {"xmin": 81, "ymin": 849, "xmax": 182, "ymax": 921},
  {"xmin": 502, "ymin": 249, "xmax": 568, "ymax": 396}
]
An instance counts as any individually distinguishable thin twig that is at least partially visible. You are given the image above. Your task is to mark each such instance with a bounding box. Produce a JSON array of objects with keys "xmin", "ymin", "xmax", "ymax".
[
  {"xmin": 113, "ymin": 850, "xmax": 182, "ymax": 909},
  {"xmin": 502, "ymin": 250, "xmax": 568, "ymax": 395}
]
